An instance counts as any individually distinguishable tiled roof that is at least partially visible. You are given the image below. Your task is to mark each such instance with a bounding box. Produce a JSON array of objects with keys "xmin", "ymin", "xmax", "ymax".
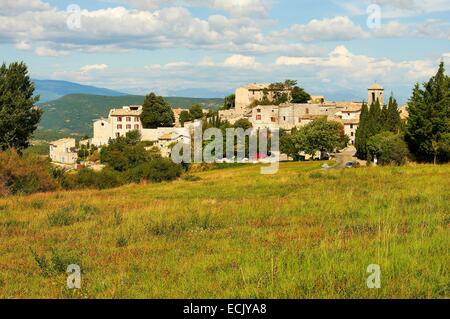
[{"xmin": 109, "ymin": 106, "xmax": 142, "ymax": 116}]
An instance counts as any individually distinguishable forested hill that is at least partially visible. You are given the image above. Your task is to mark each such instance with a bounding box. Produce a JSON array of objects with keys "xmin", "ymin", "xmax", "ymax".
[{"xmin": 37, "ymin": 94, "xmax": 223, "ymax": 138}]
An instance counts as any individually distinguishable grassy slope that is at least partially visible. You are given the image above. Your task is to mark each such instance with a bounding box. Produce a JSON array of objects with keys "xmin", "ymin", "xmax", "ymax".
[
  {"xmin": 38, "ymin": 94, "xmax": 223, "ymax": 137},
  {"xmin": 0, "ymin": 163, "xmax": 448, "ymax": 298}
]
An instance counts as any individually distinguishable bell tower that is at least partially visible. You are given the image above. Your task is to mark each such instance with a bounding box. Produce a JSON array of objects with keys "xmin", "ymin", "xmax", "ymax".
[{"xmin": 368, "ymin": 83, "xmax": 384, "ymax": 106}]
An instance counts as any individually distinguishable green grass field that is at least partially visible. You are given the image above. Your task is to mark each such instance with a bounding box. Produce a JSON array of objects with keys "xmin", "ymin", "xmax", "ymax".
[{"xmin": 0, "ymin": 162, "xmax": 448, "ymax": 299}]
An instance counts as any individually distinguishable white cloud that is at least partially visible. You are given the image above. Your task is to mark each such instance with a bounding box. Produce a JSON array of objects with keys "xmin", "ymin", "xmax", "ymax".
[
  {"xmin": 276, "ymin": 45, "xmax": 436, "ymax": 82},
  {"xmin": 34, "ymin": 46, "xmax": 68, "ymax": 57},
  {"xmin": 0, "ymin": 0, "xmax": 50, "ymax": 15},
  {"xmin": 0, "ymin": 4, "xmax": 286, "ymax": 56},
  {"xmin": 80, "ymin": 64, "xmax": 109, "ymax": 73},
  {"xmin": 340, "ymin": 0, "xmax": 450, "ymax": 18},
  {"xmin": 281, "ymin": 16, "xmax": 367, "ymax": 42},
  {"xmin": 223, "ymin": 54, "xmax": 259, "ymax": 68},
  {"xmin": 127, "ymin": 0, "xmax": 272, "ymax": 17},
  {"xmin": 15, "ymin": 40, "xmax": 32, "ymax": 51}
]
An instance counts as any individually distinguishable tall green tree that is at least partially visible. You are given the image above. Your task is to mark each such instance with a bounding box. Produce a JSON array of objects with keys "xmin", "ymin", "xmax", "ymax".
[
  {"xmin": 291, "ymin": 86, "xmax": 311, "ymax": 103},
  {"xmin": 355, "ymin": 102, "xmax": 369, "ymax": 159},
  {"xmin": 0, "ymin": 62, "xmax": 42, "ymax": 151},
  {"xmin": 179, "ymin": 110, "xmax": 191, "ymax": 127},
  {"xmin": 405, "ymin": 62, "xmax": 450, "ymax": 163},
  {"xmin": 140, "ymin": 93, "xmax": 174, "ymax": 129},
  {"xmin": 367, "ymin": 98, "xmax": 382, "ymax": 137},
  {"xmin": 280, "ymin": 118, "xmax": 348, "ymax": 159},
  {"xmin": 189, "ymin": 104, "xmax": 204, "ymax": 120},
  {"xmin": 385, "ymin": 96, "xmax": 402, "ymax": 133}
]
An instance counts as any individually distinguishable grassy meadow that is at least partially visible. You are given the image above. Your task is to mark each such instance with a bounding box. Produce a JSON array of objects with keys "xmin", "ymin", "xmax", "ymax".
[{"xmin": 0, "ymin": 162, "xmax": 448, "ymax": 299}]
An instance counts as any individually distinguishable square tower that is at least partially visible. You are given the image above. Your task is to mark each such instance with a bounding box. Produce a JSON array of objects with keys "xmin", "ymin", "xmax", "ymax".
[{"xmin": 368, "ymin": 83, "xmax": 384, "ymax": 106}]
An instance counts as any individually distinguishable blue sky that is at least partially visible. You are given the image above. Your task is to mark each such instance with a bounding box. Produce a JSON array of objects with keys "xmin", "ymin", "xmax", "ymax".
[{"xmin": 1, "ymin": 0, "xmax": 449, "ymax": 103}]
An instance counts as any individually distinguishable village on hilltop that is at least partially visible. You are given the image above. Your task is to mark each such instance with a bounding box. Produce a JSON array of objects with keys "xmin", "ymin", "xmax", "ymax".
[{"xmin": 49, "ymin": 82, "xmax": 409, "ymax": 167}]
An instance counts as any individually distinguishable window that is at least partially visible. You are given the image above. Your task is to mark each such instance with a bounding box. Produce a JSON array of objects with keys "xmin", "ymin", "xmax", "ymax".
[
  {"xmin": 135, "ymin": 117, "xmax": 140, "ymax": 122},
  {"xmin": 283, "ymin": 116, "xmax": 286, "ymax": 121},
  {"xmin": 118, "ymin": 117, "xmax": 122, "ymax": 122},
  {"xmin": 117, "ymin": 124, "xmax": 122, "ymax": 129},
  {"xmin": 257, "ymin": 109, "xmax": 261, "ymax": 113},
  {"xmin": 126, "ymin": 124, "xmax": 131, "ymax": 129},
  {"xmin": 350, "ymin": 124, "xmax": 354, "ymax": 129},
  {"xmin": 305, "ymin": 108, "xmax": 309, "ymax": 115},
  {"xmin": 126, "ymin": 117, "xmax": 131, "ymax": 122},
  {"xmin": 256, "ymin": 115, "xmax": 262, "ymax": 121},
  {"xmin": 271, "ymin": 117, "xmax": 276, "ymax": 123},
  {"xmin": 134, "ymin": 125, "xmax": 139, "ymax": 129},
  {"xmin": 351, "ymin": 132, "xmax": 354, "ymax": 137}
]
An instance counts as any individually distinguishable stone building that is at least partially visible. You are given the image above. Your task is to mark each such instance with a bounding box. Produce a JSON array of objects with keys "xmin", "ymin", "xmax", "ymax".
[
  {"xmin": 90, "ymin": 105, "xmax": 190, "ymax": 157},
  {"xmin": 221, "ymin": 82, "xmax": 386, "ymax": 145},
  {"xmin": 220, "ymin": 83, "xmax": 291, "ymax": 124},
  {"xmin": 49, "ymin": 138, "xmax": 78, "ymax": 164},
  {"xmin": 368, "ymin": 83, "xmax": 385, "ymax": 106}
]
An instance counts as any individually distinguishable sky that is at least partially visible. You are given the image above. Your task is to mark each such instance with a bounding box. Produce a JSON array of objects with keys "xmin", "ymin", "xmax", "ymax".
[{"xmin": 1, "ymin": 0, "xmax": 449, "ymax": 103}]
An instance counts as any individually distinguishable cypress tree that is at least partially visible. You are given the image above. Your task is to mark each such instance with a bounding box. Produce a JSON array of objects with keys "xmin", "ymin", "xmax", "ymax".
[
  {"xmin": 386, "ymin": 96, "xmax": 402, "ymax": 133},
  {"xmin": 367, "ymin": 98, "xmax": 382, "ymax": 137},
  {"xmin": 381, "ymin": 104, "xmax": 389, "ymax": 131},
  {"xmin": 355, "ymin": 102, "xmax": 369, "ymax": 159},
  {"xmin": 406, "ymin": 62, "xmax": 450, "ymax": 163}
]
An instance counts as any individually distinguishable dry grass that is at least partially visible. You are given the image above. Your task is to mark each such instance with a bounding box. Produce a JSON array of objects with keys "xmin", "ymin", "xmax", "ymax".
[{"xmin": 0, "ymin": 162, "xmax": 448, "ymax": 298}]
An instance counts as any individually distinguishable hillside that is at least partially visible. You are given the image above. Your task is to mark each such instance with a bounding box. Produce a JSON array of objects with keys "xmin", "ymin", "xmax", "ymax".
[
  {"xmin": 0, "ymin": 163, "xmax": 448, "ymax": 298},
  {"xmin": 38, "ymin": 94, "xmax": 223, "ymax": 137},
  {"xmin": 34, "ymin": 80, "xmax": 126, "ymax": 103}
]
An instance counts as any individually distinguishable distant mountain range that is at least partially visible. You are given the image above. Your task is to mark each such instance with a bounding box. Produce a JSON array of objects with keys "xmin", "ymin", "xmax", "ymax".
[
  {"xmin": 34, "ymin": 80, "xmax": 127, "ymax": 103},
  {"xmin": 37, "ymin": 94, "xmax": 223, "ymax": 138}
]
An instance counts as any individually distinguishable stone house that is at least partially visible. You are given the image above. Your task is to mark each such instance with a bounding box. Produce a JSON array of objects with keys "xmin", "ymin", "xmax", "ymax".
[
  {"xmin": 90, "ymin": 105, "xmax": 190, "ymax": 157},
  {"xmin": 49, "ymin": 138, "xmax": 78, "ymax": 164},
  {"xmin": 222, "ymin": 83, "xmax": 385, "ymax": 146}
]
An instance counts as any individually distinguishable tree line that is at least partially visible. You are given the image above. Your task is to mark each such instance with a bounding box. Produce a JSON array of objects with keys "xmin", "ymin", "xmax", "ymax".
[{"xmin": 356, "ymin": 62, "xmax": 449, "ymax": 164}]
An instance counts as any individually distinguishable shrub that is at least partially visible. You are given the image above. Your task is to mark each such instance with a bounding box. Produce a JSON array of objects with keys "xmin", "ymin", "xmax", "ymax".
[
  {"xmin": 0, "ymin": 149, "xmax": 59, "ymax": 196},
  {"xmin": 125, "ymin": 158, "xmax": 182, "ymax": 183},
  {"xmin": 367, "ymin": 132, "xmax": 409, "ymax": 165},
  {"xmin": 116, "ymin": 235, "xmax": 129, "ymax": 248},
  {"xmin": 100, "ymin": 131, "xmax": 151, "ymax": 172},
  {"xmin": 30, "ymin": 247, "xmax": 83, "ymax": 277},
  {"xmin": 70, "ymin": 168, "xmax": 122, "ymax": 190},
  {"xmin": 48, "ymin": 207, "xmax": 78, "ymax": 227}
]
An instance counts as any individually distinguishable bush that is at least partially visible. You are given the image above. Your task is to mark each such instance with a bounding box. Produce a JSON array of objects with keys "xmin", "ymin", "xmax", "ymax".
[
  {"xmin": 367, "ymin": 132, "xmax": 409, "ymax": 165},
  {"xmin": 48, "ymin": 207, "xmax": 78, "ymax": 227},
  {"xmin": 116, "ymin": 235, "xmax": 129, "ymax": 248},
  {"xmin": 0, "ymin": 149, "xmax": 59, "ymax": 196},
  {"xmin": 125, "ymin": 158, "xmax": 182, "ymax": 183},
  {"xmin": 100, "ymin": 131, "xmax": 151, "ymax": 172},
  {"xmin": 64, "ymin": 168, "xmax": 122, "ymax": 190}
]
